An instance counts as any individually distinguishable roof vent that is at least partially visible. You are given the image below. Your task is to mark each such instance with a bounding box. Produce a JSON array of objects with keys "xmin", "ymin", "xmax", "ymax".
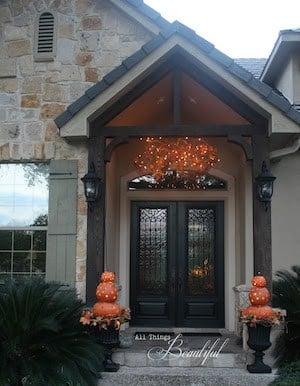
[
  {"xmin": 38, "ymin": 13, "xmax": 54, "ymax": 52},
  {"xmin": 34, "ymin": 12, "xmax": 57, "ymax": 61}
]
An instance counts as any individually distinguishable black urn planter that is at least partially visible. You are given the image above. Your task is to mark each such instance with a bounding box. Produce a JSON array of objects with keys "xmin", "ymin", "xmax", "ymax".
[
  {"xmin": 98, "ymin": 325, "xmax": 120, "ymax": 372},
  {"xmin": 247, "ymin": 323, "xmax": 272, "ymax": 373}
]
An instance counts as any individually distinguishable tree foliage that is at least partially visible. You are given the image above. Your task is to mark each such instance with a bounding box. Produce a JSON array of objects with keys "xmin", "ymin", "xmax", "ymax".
[
  {"xmin": 31, "ymin": 213, "xmax": 48, "ymax": 226},
  {"xmin": 272, "ymin": 265, "xmax": 300, "ymax": 366},
  {"xmin": 0, "ymin": 278, "xmax": 104, "ymax": 385},
  {"xmin": 271, "ymin": 360, "xmax": 300, "ymax": 386},
  {"xmin": 21, "ymin": 163, "xmax": 49, "ymax": 187}
]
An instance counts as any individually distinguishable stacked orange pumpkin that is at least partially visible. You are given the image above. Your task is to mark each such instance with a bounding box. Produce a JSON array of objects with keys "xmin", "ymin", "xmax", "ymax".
[
  {"xmin": 242, "ymin": 274, "xmax": 275, "ymax": 320},
  {"xmin": 93, "ymin": 271, "xmax": 121, "ymax": 318}
]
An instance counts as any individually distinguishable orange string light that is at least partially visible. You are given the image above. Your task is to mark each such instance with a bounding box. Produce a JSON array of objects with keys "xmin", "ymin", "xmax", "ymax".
[{"xmin": 134, "ymin": 137, "xmax": 219, "ymax": 182}]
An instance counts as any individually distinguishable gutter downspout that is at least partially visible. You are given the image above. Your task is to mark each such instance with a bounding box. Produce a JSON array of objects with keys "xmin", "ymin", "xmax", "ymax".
[{"xmin": 270, "ymin": 137, "xmax": 300, "ymax": 160}]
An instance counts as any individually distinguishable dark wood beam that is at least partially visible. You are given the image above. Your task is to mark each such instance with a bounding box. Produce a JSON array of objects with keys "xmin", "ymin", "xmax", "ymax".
[
  {"xmin": 89, "ymin": 53, "xmax": 268, "ymax": 135},
  {"xmin": 252, "ymin": 134, "xmax": 272, "ymax": 293},
  {"xmin": 86, "ymin": 136, "xmax": 106, "ymax": 304},
  {"xmin": 228, "ymin": 134, "xmax": 253, "ymax": 160},
  {"xmin": 173, "ymin": 69, "xmax": 181, "ymax": 125},
  {"xmin": 95, "ymin": 124, "xmax": 265, "ymax": 138},
  {"xmin": 105, "ymin": 136, "xmax": 129, "ymax": 162}
]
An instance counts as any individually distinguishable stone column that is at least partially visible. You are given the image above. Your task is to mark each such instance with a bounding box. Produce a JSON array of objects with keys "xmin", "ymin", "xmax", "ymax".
[{"xmin": 233, "ymin": 284, "xmax": 251, "ymax": 335}]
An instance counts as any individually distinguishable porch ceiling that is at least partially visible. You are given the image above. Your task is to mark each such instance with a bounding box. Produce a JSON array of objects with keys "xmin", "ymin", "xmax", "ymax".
[{"xmin": 107, "ymin": 72, "xmax": 249, "ymax": 126}]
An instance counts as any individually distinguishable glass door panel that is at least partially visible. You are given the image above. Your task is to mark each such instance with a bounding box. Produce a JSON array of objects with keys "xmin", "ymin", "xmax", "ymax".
[
  {"xmin": 187, "ymin": 208, "xmax": 215, "ymax": 296},
  {"xmin": 138, "ymin": 208, "xmax": 167, "ymax": 295}
]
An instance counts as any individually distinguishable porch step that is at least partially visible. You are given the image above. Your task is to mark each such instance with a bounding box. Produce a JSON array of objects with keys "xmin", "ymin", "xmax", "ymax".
[
  {"xmin": 112, "ymin": 330, "xmax": 248, "ymax": 368},
  {"xmin": 98, "ymin": 367, "xmax": 278, "ymax": 386}
]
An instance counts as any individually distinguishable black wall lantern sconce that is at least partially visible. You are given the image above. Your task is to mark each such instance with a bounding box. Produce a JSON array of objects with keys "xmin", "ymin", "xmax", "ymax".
[
  {"xmin": 255, "ymin": 161, "xmax": 276, "ymax": 211},
  {"xmin": 81, "ymin": 162, "xmax": 102, "ymax": 204}
]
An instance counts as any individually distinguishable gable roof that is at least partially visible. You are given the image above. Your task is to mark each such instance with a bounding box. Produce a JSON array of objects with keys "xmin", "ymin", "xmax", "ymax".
[
  {"xmin": 55, "ymin": 1, "xmax": 300, "ymax": 131},
  {"xmin": 234, "ymin": 58, "xmax": 267, "ymax": 78},
  {"xmin": 261, "ymin": 29, "xmax": 300, "ymax": 85}
]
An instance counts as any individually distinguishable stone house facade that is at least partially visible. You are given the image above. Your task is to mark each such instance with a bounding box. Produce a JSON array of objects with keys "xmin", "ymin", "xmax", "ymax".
[
  {"xmin": 1, "ymin": 0, "xmax": 300, "ymax": 332},
  {"xmin": 0, "ymin": 0, "xmax": 153, "ymax": 298}
]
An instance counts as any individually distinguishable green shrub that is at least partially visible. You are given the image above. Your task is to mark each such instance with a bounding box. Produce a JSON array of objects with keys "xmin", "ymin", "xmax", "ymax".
[
  {"xmin": 271, "ymin": 360, "xmax": 300, "ymax": 386},
  {"xmin": 272, "ymin": 265, "xmax": 300, "ymax": 366},
  {"xmin": 0, "ymin": 277, "xmax": 104, "ymax": 385}
]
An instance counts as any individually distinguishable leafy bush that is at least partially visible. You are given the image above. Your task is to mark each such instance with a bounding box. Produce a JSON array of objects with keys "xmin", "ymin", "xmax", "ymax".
[
  {"xmin": 0, "ymin": 277, "xmax": 104, "ymax": 385},
  {"xmin": 271, "ymin": 360, "xmax": 300, "ymax": 386},
  {"xmin": 272, "ymin": 265, "xmax": 300, "ymax": 366}
]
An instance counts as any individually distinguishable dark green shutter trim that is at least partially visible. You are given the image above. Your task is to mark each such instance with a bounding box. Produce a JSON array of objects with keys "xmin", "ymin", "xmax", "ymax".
[{"xmin": 46, "ymin": 160, "xmax": 77, "ymax": 287}]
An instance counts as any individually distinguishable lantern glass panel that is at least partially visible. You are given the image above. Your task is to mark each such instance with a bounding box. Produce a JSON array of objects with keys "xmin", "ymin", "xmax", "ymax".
[
  {"xmin": 85, "ymin": 180, "xmax": 97, "ymax": 200},
  {"xmin": 259, "ymin": 182, "xmax": 273, "ymax": 200}
]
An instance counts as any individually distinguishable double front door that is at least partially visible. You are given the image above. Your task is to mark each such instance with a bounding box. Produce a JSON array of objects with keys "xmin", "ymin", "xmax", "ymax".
[{"xmin": 130, "ymin": 201, "xmax": 224, "ymax": 327}]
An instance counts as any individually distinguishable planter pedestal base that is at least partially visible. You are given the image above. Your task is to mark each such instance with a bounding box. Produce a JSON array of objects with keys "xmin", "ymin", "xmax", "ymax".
[
  {"xmin": 102, "ymin": 349, "xmax": 120, "ymax": 372},
  {"xmin": 98, "ymin": 325, "xmax": 120, "ymax": 372},
  {"xmin": 247, "ymin": 324, "xmax": 272, "ymax": 374},
  {"xmin": 247, "ymin": 352, "xmax": 271, "ymax": 373}
]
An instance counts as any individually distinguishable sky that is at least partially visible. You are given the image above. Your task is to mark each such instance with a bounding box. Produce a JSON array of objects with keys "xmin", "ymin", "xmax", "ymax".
[
  {"xmin": 144, "ymin": 0, "xmax": 300, "ymax": 58},
  {"xmin": 0, "ymin": 164, "xmax": 48, "ymax": 227}
]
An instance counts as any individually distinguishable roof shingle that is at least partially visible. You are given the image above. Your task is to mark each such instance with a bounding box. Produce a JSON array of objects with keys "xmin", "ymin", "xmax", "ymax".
[{"xmin": 234, "ymin": 58, "xmax": 267, "ymax": 78}]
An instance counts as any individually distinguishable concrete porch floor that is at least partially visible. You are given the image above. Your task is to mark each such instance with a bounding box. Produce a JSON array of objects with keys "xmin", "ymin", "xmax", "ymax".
[{"xmin": 99, "ymin": 367, "xmax": 278, "ymax": 385}]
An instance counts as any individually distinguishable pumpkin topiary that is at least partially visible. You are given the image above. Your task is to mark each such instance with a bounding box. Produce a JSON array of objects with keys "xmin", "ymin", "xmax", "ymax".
[
  {"xmin": 242, "ymin": 305, "xmax": 274, "ymax": 320},
  {"xmin": 93, "ymin": 271, "xmax": 121, "ymax": 317},
  {"xmin": 251, "ymin": 274, "xmax": 267, "ymax": 288},
  {"xmin": 241, "ymin": 273, "xmax": 275, "ymax": 321},
  {"xmin": 249, "ymin": 286, "xmax": 270, "ymax": 306},
  {"xmin": 252, "ymin": 305, "xmax": 274, "ymax": 320},
  {"xmin": 241, "ymin": 306, "xmax": 258, "ymax": 318},
  {"xmin": 93, "ymin": 302, "xmax": 121, "ymax": 318},
  {"xmin": 80, "ymin": 271, "xmax": 130, "ymax": 331},
  {"xmin": 96, "ymin": 281, "xmax": 118, "ymax": 302},
  {"xmin": 101, "ymin": 271, "xmax": 116, "ymax": 283}
]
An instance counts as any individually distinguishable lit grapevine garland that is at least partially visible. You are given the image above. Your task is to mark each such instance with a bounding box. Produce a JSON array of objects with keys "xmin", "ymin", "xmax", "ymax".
[{"xmin": 134, "ymin": 137, "xmax": 219, "ymax": 183}]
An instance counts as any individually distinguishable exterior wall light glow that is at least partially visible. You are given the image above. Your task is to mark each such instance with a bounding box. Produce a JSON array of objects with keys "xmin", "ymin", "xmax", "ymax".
[
  {"xmin": 255, "ymin": 161, "xmax": 276, "ymax": 211},
  {"xmin": 81, "ymin": 162, "xmax": 102, "ymax": 203}
]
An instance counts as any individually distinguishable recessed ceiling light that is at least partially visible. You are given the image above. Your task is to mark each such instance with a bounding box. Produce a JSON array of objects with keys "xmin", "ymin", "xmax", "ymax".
[
  {"xmin": 188, "ymin": 96, "xmax": 197, "ymax": 104},
  {"xmin": 156, "ymin": 96, "xmax": 166, "ymax": 104}
]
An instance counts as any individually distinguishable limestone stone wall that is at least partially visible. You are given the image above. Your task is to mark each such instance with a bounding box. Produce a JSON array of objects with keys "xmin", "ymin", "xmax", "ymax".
[
  {"xmin": 233, "ymin": 285, "xmax": 251, "ymax": 335},
  {"xmin": 0, "ymin": 0, "xmax": 153, "ymax": 299}
]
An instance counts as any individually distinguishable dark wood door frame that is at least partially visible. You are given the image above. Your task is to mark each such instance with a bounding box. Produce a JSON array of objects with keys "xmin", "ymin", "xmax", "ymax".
[
  {"xmin": 86, "ymin": 131, "xmax": 271, "ymax": 303},
  {"xmin": 85, "ymin": 64, "xmax": 272, "ymax": 303}
]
